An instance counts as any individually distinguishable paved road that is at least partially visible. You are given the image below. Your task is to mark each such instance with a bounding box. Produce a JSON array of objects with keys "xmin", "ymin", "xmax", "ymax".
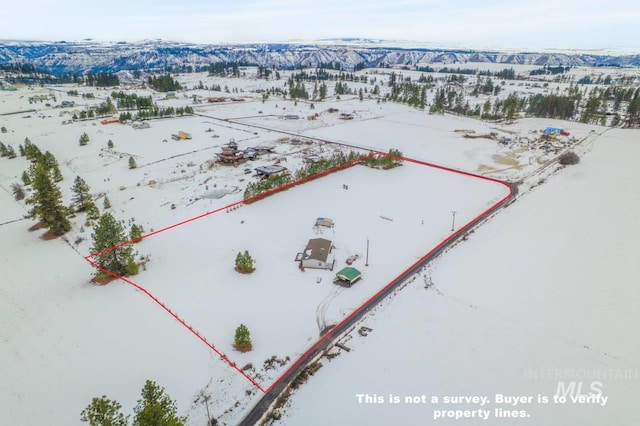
[{"xmin": 193, "ymin": 111, "xmax": 389, "ymax": 155}]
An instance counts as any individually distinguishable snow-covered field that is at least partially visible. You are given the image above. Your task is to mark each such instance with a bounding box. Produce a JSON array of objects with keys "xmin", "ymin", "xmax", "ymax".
[
  {"xmin": 279, "ymin": 129, "xmax": 640, "ymax": 425},
  {"xmin": 127, "ymin": 160, "xmax": 508, "ymax": 390},
  {"xmin": 0, "ymin": 69, "xmax": 634, "ymax": 426}
]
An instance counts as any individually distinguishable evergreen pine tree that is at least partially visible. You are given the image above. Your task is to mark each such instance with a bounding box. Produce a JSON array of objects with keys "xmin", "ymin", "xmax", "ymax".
[
  {"xmin": 39, "ymin": 151, "xmax": 64, "ymax": 182},
  {"xmin": 90, "ymin": 212, "xmax": 137, "ymax": 276},
  {"xmin": 52, "ymin": 164, "xmax": 64, "ymax": 182},
  {"xmin": 6, "ymin": 145, "xmax": 16, "ymax": 159},
  {"xmin": 79, "ymin": 132, "xmax": 90, "ymax": 146},
  {"xmin": 130, "ymin": 223, "xmax": 144, "ymax": 242},
  {"xmin": 80, "ymin": 396, "xmax": 128, "ymax": 426},
  {"xmin": 24, "ymin": 138, "xmax": 42, "ymax": 161},
  {"xmin": 71, "ymin": 176, "xmax": 93, "ymax": 212},
  {"xmin": 234, "ymin": 324, "xmax": 252, "ymax": 351},
  {"xmin": 235, "ymin": 250, "xmax": 255, "ymax": 273},
  {"xmin": 25, "ymin": 162, "xmax": 71, "ymax": 235},
  {"xmin": 85, "ymin": 202, "xmax": 100, "ymax": 221},
  {"xmin": 129, "ymin": 156, "xmax": 137, "ymax": 169},
  {"xmin": 103, "ymin": 196, "xmax": 111, "ymax": 209},
  {"xmin": 0, "ymin": 142, "xmax": 7, "ymax": 157},
  {"xmin": 19, "ymin": 144, "xmax": 25, "ymax": 156},
  {"xmin": 132, "ymin": 380, "xmax": 185, "ymax": 426},
  {"xmin": 22, "ymin": 170, "xmax": 31, "ymax": 186},
  {"xmin": 107, "ymin": 139, "xmax": 114, "ymax": 149}
]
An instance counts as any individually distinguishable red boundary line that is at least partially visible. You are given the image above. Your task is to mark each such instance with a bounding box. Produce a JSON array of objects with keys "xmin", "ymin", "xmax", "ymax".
[
  {"xmin": 262, "ymin": 156, "xmax": 512, "ymax": 393},
  {"xmin": 84, "ymin": 153, "xmax": 512, "ymax": 394}
]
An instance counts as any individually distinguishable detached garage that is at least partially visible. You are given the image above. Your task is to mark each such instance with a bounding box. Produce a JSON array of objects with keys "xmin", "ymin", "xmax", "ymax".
[{"xmin": 334, "ymin": 267, "xmax": 362, "ymax": 287}]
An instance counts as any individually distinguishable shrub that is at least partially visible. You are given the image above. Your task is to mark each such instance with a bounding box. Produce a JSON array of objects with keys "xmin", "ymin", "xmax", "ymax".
[
  {"xmin": 11, "ymin": 183, "xmax": 25, "ymax": 201},
  {"xmin": 234, "ymin": 324, "xmax": 252, "ymax": 352},
  {"xmin": 235, "ymin": 250, "xmax": 255, "ymax": 273},
  {"xmin": 558, "ymin": 151, "xmax": 580, "ymax": 165},
  {"xmin": 79, "ymin": 132, "xmax": 90, "ymax": 146},
  {"xmin": 130, "ymin": 223, "xmax": 144, "ymax": 242},
  {"xmin": 124, "ymin": 258, "xmax": 139, "ymax": 276}
]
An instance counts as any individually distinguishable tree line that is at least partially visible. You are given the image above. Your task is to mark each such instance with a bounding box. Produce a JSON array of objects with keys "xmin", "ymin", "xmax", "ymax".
[{"xmin": 147, "ymin": 74, "xmax": 182, "ymax": 92}]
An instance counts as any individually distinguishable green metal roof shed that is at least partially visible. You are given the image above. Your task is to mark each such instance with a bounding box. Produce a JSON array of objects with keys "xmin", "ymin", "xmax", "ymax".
[{"xmin": 335, "ymin": 267, "xmax": 362, "ymax": 286}]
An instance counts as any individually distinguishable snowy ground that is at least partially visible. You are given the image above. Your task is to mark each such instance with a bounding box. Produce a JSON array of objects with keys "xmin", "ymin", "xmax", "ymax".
[
  {"xmin": 278, "ymin": 129, "xmax": 640, "ymax": 425},
  {"xmin": 0, "ymin": 73, "xmax": 630, "ymax": 426},
  {"xmin": 126, "ymin": 160, "xmax": 507, "ymax": 390}
]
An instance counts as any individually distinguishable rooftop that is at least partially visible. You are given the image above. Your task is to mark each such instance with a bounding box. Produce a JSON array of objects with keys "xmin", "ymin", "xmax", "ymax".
[{"xmin": 303, "ymin": 238, "xmax": 333, "ymax": 262}]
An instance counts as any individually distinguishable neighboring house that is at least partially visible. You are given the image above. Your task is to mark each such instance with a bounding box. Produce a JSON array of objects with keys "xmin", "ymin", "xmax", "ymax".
[{"xmin": 295, "ymin": 238, "xmax": 335, "ymax": 270}]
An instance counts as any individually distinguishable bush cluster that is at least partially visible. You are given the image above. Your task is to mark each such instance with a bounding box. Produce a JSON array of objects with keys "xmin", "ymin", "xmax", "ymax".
[{"xmin": 559, "ymin": 151, "xmax": 580, "ymax": 165}]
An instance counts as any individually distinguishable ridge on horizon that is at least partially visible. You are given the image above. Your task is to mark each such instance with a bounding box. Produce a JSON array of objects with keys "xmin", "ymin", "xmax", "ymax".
[
  {"xmin": 1, "ymin": 38, "xmax": 639, "ymax": 77},
  {"xmin": 1, "ymin": 37, "xmax": 638, "ymax": 56}
]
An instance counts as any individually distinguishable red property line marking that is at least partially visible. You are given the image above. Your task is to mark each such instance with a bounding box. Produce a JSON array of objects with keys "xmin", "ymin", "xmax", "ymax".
[
  {"xmin": 84, "ymin": 153, "xmax": 512, "ymax": 394},
  {"xmin": 84, "ymin": 155, "xmax": 372, "ymax": 392},
  {"xmin": 262, "ymin": 156, "xmax": 513, "ymax": 393},
  {"xmin": 83, "ymin": 256, "xmax": 267, "ymax": 393}
]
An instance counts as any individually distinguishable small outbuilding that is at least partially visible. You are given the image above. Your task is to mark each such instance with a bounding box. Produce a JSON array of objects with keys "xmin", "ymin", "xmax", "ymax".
[
  {"xmin": 544, "ymin": 126, "xmax": 563, "ymax": 136},
  {"xmin": 334, "ymin": 267, "xmax": 362, "ymax": 287},
  {"xmin": 100, "ymin": 117, "xmax": 119, "ymax": 125},
  {"xmin": 255, "ymin": 165, "xmax": 288, "ymax": 178},
  {"xmin": 315, "ymin": 217, "xmax": 334, "ymax": 228},
  {"xmin": 132, "ymin": 121, "xmax": 150, "ymax": 129}
]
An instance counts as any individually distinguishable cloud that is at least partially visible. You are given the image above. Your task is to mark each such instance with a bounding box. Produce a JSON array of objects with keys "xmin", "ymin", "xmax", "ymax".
[{"xmin": 1, "ymin": 0, "xmax": 638, "ymax": 49}]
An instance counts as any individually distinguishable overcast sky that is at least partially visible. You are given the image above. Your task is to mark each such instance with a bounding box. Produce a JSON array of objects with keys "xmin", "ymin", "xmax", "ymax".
[{"xmin": 1, "ymin": 0, "xmax": 639, "ymax": 51}]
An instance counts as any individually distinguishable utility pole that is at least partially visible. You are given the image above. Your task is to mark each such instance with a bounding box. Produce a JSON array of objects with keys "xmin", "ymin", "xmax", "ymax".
[
  {"xmin": 451, "ymin": 211, "xmax": 457, "ymax": 232},
  {"xmin": 365, "ymin": 237, "xmax": 369, "ymax": 266},
  {"xmin": 202, "ymin": 394, "xmax": 212, "ymax": 426}
]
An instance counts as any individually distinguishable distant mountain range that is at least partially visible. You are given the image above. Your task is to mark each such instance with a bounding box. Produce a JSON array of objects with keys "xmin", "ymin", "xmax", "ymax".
[{"xmin": 1, "ymin": 39, "xmax": 639, "ymax": 75}]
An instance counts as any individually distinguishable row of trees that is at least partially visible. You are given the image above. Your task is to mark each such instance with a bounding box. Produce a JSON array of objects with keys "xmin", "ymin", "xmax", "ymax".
[
  {"xmin": 85, "ymin": 72, "xmax": 120, "ymax": 87},
  {"xmin": 286, "ymin": 68, "xmax": 368, "ymax": 84},
  {"xmin": 147, "ymin": 74, "xmax": 182, "ymax": 92},
  {"xmin": 111, "ymin": 92, "xmax": 154, "ymax": 110},
  {"xmin": 243, "ymin": 150, "xmax": 363, "ymax": 200},
  {"xmin": 208, "ymin": 61, "xmax": 243, "ymax": 77},
  {"xmin": 9, "ymin": 137, "xmax": 142, "ymax": 277},
  {"xmin": 121, "ymin": 106, "xmax": 194, "ymax": 121},
  {"xmin": 417, "ymin": 66, "xmax": 514, "ymax": 80},
  {"xmin": 243, "ymin": 172, "xmax": 293, "ymax": 200},
  {"xmin": 363, "ymin": 149, "xmax": 403, "ymax": 169}
]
